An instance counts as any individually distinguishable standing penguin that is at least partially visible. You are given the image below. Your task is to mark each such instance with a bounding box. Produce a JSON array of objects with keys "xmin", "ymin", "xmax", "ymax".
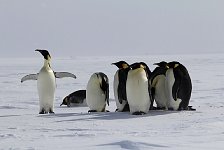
[
  {"xmin": 150, "ymin": 61, "xmax": 169, "ymax": 110},
  {"xmin": 86, "ymin": 72, "xmax": 109, "ymax": 112},
  {"xmin": 126, "ymin": 62, "xmax": 151, "ymax": 115},
  {"xmin": 21, "ymin": 49, "xmax": 76, "ymax": 114},
  {"xmin": 112, "ymin": 61, "xmax": 130, "ymax": 112},
  {"xmin": 165, "ymin": 61, "xmax": 195, "ymax": 111},
  {"xmin": 139, "ymin": 62, "xmax": 154, "ymax": 110}
]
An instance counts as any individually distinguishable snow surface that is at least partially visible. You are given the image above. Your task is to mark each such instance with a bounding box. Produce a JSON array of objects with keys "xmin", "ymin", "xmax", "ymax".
[{"xmin": 0, "ymin": 54, "xmax": 224, "ymax": 150}]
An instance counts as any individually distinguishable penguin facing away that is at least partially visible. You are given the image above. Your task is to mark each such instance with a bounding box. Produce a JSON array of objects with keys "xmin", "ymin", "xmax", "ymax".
[
  {"xmin": 165, "ymin": 61, "xmax": 195, "ymax": 111},
  {"xmin": 60, "ymin": 90, "xmax": 86, "ymax": 107},
  {"xmin": 86, "ymin": 72, "xmax": 109, "ymax": 112},
  {"xmin": 150, "ymin": 61, "xmax": 169, "ymax": 110},
  {"xmin": 126, "ymin": 62, "xmax": 151, "ymax": 115},
  {"xmin": 112, "ymin": 61, "xmax": 130, "ymax": 112},
  {"xmin": 21, "ymin": 49, "xmax": 76, "ymax": 114}
]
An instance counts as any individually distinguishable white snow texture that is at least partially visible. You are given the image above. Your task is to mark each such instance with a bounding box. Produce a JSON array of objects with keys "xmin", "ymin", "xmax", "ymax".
[{"xmin": 0, "ymin": 54, "xmax": 224, "ymax": 150}]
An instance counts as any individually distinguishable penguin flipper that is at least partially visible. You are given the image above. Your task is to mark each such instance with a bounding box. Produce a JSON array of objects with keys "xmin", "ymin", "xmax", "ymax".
[
  {"xmin": 117, "ymin": 69, "xmax": 128, "ymax": 104},
  {"xmin": 21, "ymin": 74, "xmax": 38, "ymax": 83},
  {"xmin": 172, "ymin": 70, "xmax": 182, "ymax": 101},
  {"xmin": 54, "ymin": 72, "xmax": 77, "ymax": 79},
  {"xmin": 100, "ymin": 76, "xmax": 109, "ymax": 106}
]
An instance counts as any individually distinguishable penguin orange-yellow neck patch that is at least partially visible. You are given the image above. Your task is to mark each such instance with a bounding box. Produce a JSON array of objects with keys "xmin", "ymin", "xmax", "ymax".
[
  {"xmin": 122, "ymin": 64, "xmax": 129, "ymax": 69},
  {"xmin": 174, "ymin": 64, "xmax": 179, "ymax": 68}
]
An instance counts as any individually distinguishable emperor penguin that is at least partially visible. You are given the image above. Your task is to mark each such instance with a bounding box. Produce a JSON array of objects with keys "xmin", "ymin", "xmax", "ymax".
[
  {"xmin": 112, "ymin": 61, "xmax": 130, "ymax": 112},
  {"xmin": 126, "ymin": 62, "xmax": 151, "ymax": 115},
  {"xmin": 86, "ymin": 72, "xmax": 109, "ymax": 112},
  {"xmin": 150, "ymin": 61, "xmax": 169, "ymax": 110},
  {"xmin": 165, "ymin": 61, "xmax": 195, "ymax": 111},
  {"xmin": 139, "ymin": 62, "xmax": 154, "ymax": 110},
  {"xmin": 21, "ymin": 49, "xmax": 76, "ymax": 114},
  {"xmin": 60, "ymin": 90, "xmax": 86, "ymax": 107}
]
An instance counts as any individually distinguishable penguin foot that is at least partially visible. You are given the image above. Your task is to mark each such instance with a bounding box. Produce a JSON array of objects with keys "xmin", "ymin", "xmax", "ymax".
[
  {"xmin": 39, "ymin": 109, "xmax": 47, "ymax": 114},
  {"xmin": 186, "ymin": 106, "xmax": 196, "ymax": 111},
  {"xmin": 132, "ymin": 111, "xmax": 146, "ymax": 115},
  {"xmin": 177, "ymin": 106, "xmax": 196, "ymax": 111},
  {"xmin": 88, "ymin": 110, "xmax": 97, "ymax": 113},
  {"xmin": 106, "ymin": 110, "xmax": 110, "ymax": 112},
  {"xmin": 115, "ymin": 109, "xmax": 119, "ymax": 112},
  {"xmin": 156, "ymin": 107, "xmax": 167, "ymax": 110},
  {"xmin": 39, "ymin": 111, "xmax": 45, "ymax": 114},
  {"xmin": 149, "ymin": 106, "xmax": 157, "ymax": 110},
  {"xmin": 168, "ymin": 108, "xmax": 175, "ymax": 111}
]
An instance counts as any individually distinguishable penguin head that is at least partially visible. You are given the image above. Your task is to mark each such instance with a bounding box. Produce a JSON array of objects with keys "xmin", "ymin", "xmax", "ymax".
[
  {"xmin": 167, "ymin": 61, "xmax": 180, "ymax": 68},
  {"xmin": 112, "ymin": 61, "xmax": 129, "ymax": 69},
  {"xmin": 139, "ymin": 62, "xmax": 151, "ymax": 74},
  {"xmin": 35, "ymin": 49, "xmax": 51, "ymax": 61},
  {"xmin": 130, "ymin": 62, "xmax": 146, "ymax": 70},
  {"xmin": 60, "ymin": 96, "xmax": 68, "ymax": 106},
  {"xmin": 154, "ymin": 61, "xmax": 167, "ymax": 68}
]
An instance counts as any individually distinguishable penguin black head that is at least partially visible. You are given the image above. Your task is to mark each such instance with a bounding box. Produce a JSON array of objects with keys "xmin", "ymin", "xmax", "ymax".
[
  {"xmin": 35, "ymin": 49, "xmax": 51, "ymax": 60},
  {"xmin": 139, "ymin": 62, "xmax": 151, "ymax": 74},
  {"xmin": 154, "ymin": 61, "xmax": 167, "ymax": 68},
  {"xmin": 167, "ymin": 61, "xmax": 181, "ymax": 68},
  {"xmin": 112, "ymin": 61, "xmax": 129, "ymax": 69},
  {"xmin": 60, "ymin": 96, "xmax": 68, "ymax": 106},
  {"xmin": 130, "ymin": 62, "xmax": 146, "ymax": 70}
]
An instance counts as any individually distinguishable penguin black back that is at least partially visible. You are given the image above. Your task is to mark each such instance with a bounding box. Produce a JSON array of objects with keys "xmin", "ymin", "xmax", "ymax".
[
  {"xmin": 112, "ymin": 61, "xmax": 130, "ymax": 104},
  {"xmin": 167, "ymin": 61, "xmax": 192, "ymax": 110},
  {"xmin": 96, "ymin": 72, "xmax": 109, "ymax": 106}
]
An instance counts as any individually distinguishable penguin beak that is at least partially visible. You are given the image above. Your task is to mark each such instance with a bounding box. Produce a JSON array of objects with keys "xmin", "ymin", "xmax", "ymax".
[
  {"xmin": 153, "ymin": 63, "xmax": 159, "ymax": 65},
  {"xmin": 35, "ymin": 49, "xmax": 41, "ymax": 53}
]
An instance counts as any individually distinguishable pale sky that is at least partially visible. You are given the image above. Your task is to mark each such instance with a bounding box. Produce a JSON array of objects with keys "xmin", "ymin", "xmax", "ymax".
[{"xmin": 0, "ymin": 0, "xmax": 224, "ymax": 57}]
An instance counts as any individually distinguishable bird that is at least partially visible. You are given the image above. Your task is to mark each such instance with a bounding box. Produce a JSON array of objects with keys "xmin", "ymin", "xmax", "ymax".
[
  {"xmin": 86, "ymin": 72, "xmax": 109, "ymax": 112},
  {"xmin": 150, "ymin": 61, "xmax": 169, "ymax": 110},
  {"xmin": 126, "ymin": 62, "xmax": 151, "ymax": 115},
  {"xmin": 21, "ymin": 49, "xmax": 76, "ymax": 114},
  {"xmin": 60, "ymin": 90, "xmax": 86, "ymax": 107},
  {"xmin": 112, "ymin": 61, "xmax": 130, "ymax": 112},
  {"xmin": 165, "ymin": 61, "xmax": 195, "ymax": 111}
]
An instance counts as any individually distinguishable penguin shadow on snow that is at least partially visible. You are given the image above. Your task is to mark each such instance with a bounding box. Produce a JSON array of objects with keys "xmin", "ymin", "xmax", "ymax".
[
  {"xmin": 97, "ymin": 140, "xmax": 169, "ymax": 150},
  {"xmin": 37, "ymin": 109, "xmax": 179, "ymax": 122}
]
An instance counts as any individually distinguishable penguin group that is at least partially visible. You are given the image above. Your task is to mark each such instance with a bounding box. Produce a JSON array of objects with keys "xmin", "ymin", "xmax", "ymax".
[{"xmin": 21, "ymin": 49, "xmax": 195, "ymax": 115}]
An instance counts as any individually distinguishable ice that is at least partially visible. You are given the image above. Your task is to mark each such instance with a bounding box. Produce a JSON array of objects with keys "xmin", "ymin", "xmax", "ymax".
[{"xmin": 0, "ymin": 54, "xmax": 224, "ymax": 149}]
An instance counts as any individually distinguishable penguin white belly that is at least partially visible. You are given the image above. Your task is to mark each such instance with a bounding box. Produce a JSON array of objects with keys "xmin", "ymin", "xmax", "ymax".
[
  {"xmin": 126, "ymin": 70, "xmax": 150, "ymax": 114},
  {"xmin": 86, "ymin": 76, "xmax": 106, "ymax": 112},
  {"xmin": 165, "ymin": 69, "xmax": 182, "ymax": 110},
  {"xmin": 37, "ymin": 69, "xmax": 56, "ymax": 113},
  {"xmin": 113, "ymin": 71, "xmax": 127, "ymax": 111},
  {"xmin": 153, "ymin": 75, "xmax": 168, "ymax": 109}
]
